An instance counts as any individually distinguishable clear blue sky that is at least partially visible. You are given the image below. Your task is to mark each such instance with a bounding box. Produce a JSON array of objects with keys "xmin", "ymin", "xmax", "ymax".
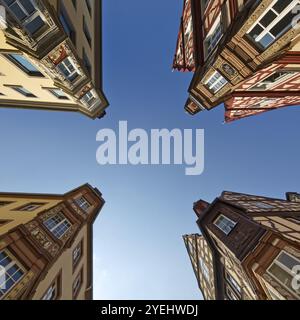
[{"xmin": 0, "ymin": 0, "xmax": 300, "ymax": 300}]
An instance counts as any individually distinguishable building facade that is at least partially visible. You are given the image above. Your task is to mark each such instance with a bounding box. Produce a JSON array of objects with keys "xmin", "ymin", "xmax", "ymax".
[
  {"xmin": 0, "ymin": 0, "xmax": 108, "ymax": 119},
  {"xmin": 173, "ymin": 0, "xmax": 300, "ymax": 122},
  {"xmin": 0, "ymin": 184, "xmax": 104, "ymax": 300},
  {"xmin": 184, "ymin": 191, "xmax": 300, "ymax": 300}
]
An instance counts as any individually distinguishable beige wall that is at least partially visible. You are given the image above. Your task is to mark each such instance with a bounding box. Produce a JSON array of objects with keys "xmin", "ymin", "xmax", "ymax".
[
  {"xmin": 48, "ymin": 0, "xmax": 97, "ymax": 82},
  {"xmin": 32, "ymin": 225, "xmax": 88, "ymax": 300}
]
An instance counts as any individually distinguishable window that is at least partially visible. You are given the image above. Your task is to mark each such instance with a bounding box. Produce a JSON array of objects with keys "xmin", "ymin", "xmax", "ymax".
[
  {"xmin": 83, "ymin": 16, "xmax": 92, "ymax": 47},
  {"xmin": 247, "ymin": 0, "xmax": 300, "ymax": 49},
  {"xmin": 0, "ymin": 250, "xmax": 24, "ymax": 298},
  {"xmin": 73, "ymin": 269, "xmax": 83, "ymax": 298},
  {"xmin": 268, "ymin": 251, "xmax": 300, "ymax": 296},
  {"xmin": 205, "ymin": 71, "xmax": 228, "ymax": 93},
  {"xmin": 199, "ymin": 257, "xmax": 210, "ymax": 281},
  {"xmin": 15, "ymin": 203, "xmax": 44, "ymax": 212},
  {"xmin": 42, "ymin": 274, "xmax": 61, "ymax": 300},
  {"xmin": 249, "ymin": 71, "xmax": 296, "ymax": 91},
  {"xmin": 205, "ymin": 19, "xmax": 222, "ymax": 57},
  {"xmin": 48, "ymin": 88, "xmax": 69, "ymax": 100},
  {"xmin": 226, "ymin": 272, "xmax": 242, "ymax": 296},
  {"xmin": 10, "ymin": 86, "xmax": 36, "ymax": 98},
  {"xmin": 226, "ymin": 286, "xmax": 238, "ymax": 300},
  {"xmin": 57, "ymin": 57, "xmax": 80, "ymax": 82},
  {"xmin": 73, "ymin": 241, "xmax": 83, "ymax": 269},
  {"xmin": 43, "ymin": 213, "xmax": 71, "ymax": 239},
  {"xmin": 75, "ymin": 196, "xmax": 91, "ymax": 212},
  {"xmin": 59, "ymin": 5, "xmax": 76, "ymax": 45},
  {"xmin": 5, "ymin": 54, "xmax": 44, "ymax": 77},
  {"xmin": 80, "ymin": 90, "xmax": 97, "ymax": 109},
  {"xmin": 252, "ymin": 202, "xmax": 274, "ymax": 209},
  {"xmin": 3, "ymin": 0, "xmax": 46, "ymax": 36},
  {"xmin": 214, "ymin": 215, "xmax": 236, "ymax": 235}
]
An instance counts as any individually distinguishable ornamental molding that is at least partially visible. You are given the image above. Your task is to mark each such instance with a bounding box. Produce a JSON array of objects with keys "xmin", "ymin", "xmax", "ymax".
[{"xmin": 24, "ymin": 221, "xmax": 60, "ymax": 258}]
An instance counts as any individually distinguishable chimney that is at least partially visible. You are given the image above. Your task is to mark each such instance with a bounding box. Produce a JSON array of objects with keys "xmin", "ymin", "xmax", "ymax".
[
  {"xmin": 286, "ymin": 192, "xmax": 300, "ymax": 202},
  {"xmin": 193, "ymin": 200, "xmax": 210, "ymax": 218}
]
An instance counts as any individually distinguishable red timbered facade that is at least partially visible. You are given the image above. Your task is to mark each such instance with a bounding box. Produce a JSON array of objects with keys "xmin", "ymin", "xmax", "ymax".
[{"xmin": 173, "ymin": 0, "xmax": 300, "ymax": 122}]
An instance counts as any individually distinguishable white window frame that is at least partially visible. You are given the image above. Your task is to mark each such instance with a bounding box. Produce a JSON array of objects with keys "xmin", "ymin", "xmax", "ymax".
[
  {"xmin": 0, "ymin": 250, "xmax": 24, "ymax": 297},
  {"xmin": 214, "ymin": 214, "xmax": 237, "ymax": 235},
  {"xmin": 204, "ymin": 15, "xmax": 222, "ymax": 58},
  {"xmin": 226, "ymin": 285, "xmax": 238, "ymax": 300},
  {"xmin": 73, "ymin": 241, "xmax": 83, "ymax": 265},
  {"xmin": 252, "ymin": 202, "xmax": 274, "ymax": 209},
  {"xmin": 44, "ymin": 213, "xmax": 71, "ymax": 239},
  {"xmin": 57, "ymin": 57, "xmax": 80, "ymax": 82},
  {"xmin": 247, "ymin": 0, "xmax": 300, "ymax": 47},
  {"xmin": 226, "ymin": 272, "xmax": 242, "ymax": 295},
  {"xmin": 267, "ymin": 250, "xmax": 300, "ymax": 297},
  {"xmin": 75, "ymin": 196, "xmax": 91, "ymax": 212},
  {"xmin": 73, "ymin": 270, "xmax": 82, "ymax": 297},
  {"xmin": 249, "ymin": 71, "xmax": 297, "ymax": 91},
  {"xmin": 199, "ymin": 257, "xmax": 210, "ymax": 281},
  {"xmin": 205, "ymin": 70, "xmax": 228, "ymax": 93},
  {"xmin": 42, "ymin": 283, "xmax": 56, "ymax": 300},
  {"xmin": 80, "ymin": 90, "xmax": 98, "ymax": 110},
  {"xmin": 3, "ymin": 0, "xmax": 47, "ymax": 35}
]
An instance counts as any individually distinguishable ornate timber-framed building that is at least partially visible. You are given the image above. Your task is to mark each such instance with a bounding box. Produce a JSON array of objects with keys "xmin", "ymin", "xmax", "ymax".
[
  {"xmin": 183, "ymin": 191, "xmax": 300, "ymax": 300},
  {"xmin": 0, "ymin": 184, "xmax": 104, "ymax": 300},
  {"xmin": 0, "ymin": 0, "xmax": 108, "ymax": 119},
  {"xmin": 173, "ymin": 0, "xmax": 300, "ymax": 122}
]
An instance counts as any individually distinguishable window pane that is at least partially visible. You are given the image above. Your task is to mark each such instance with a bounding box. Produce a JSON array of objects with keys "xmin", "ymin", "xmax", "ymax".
[
  {"xmin": 10, "ymin": 3, "xmax": 27, "ymax": 20},
  {"xmin": 259, "ymin": 33, "xmax": 274, "ymax": 48},
  {"xmin": 249, "ymin": 25, "xmax": 264, "ymax": 40},
  {"xmin": 270, "ymin": 11, "xmax": 295, "ymax": 38},
  {"xmin": 22, "ymin": 0, "xmax": 35, "ymax": 15},
  {"xmin": 9, "ymin": 54, "xmax": 39, "ymax": 73},
  {"xmin": 26, "ymin": 16, "xmax": 45, "ymax": 34},
  {"xmin": 260, "ymin": 11, "xmax": 277, "ymax": 28},
  {"xmin": 277, "ymin": 252, "xmax": 299, "ymax": 271},
  {"xmin": 269, "ymin": 263, "xmax": 294, "ymax": 290},
  {"xmin": 273, "ymin": 0, "xmax": 294, "ymax": 13}
]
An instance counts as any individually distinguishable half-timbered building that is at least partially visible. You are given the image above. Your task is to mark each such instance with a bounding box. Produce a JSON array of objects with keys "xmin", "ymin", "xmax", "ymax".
[
  {"xmin": 174, "ymin": 0, "xmax": 300, "ymax": 122},
  {"xmin": 184, "ymin": 191, "xmax": 300, "ymax": 300}
]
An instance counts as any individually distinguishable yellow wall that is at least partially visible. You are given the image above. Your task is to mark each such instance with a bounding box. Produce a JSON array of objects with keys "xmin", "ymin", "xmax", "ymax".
[
  {"xmin": 32, "ymin": 225, "xmax": 88, "ymax": 300},
  {"xmin": 0, "ymin": 30, "xmax": 77, "ymax": 106},
  {"xmin": 0, "ymin": 197, "xmax": 62, "ymax": 236}
]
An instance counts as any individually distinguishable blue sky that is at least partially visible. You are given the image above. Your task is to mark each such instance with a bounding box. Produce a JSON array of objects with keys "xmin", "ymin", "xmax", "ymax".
[{"xmin": 0, "ymin": 0, "xmax": 300, "ymax": 300}]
